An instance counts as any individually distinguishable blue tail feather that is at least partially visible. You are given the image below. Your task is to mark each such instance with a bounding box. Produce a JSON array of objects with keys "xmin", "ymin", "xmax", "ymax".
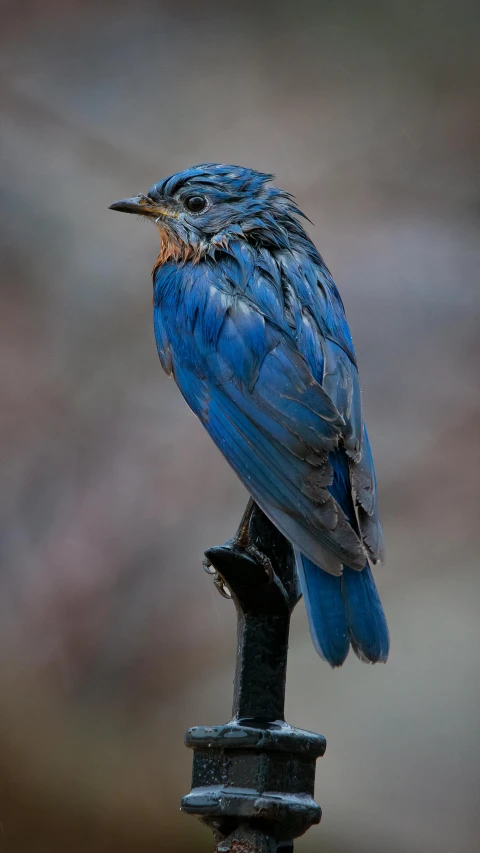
[
  {"xmin": 295, "ymin": 445, "xmax": 390, "ymax": 667},
  {"xmin": 297, "ymin": 553, "xmax": 389, "ymax": 667},
  {"xmin": 342, "ymin": 563, "xmax": 389, "ymax": 663},
  {"xmin": 296, "ymin": 551, "xmax": 350, "ymax": 667}
]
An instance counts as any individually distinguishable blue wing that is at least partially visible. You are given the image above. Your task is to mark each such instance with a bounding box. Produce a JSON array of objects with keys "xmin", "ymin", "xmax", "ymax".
[
  {"xmin": 274, "ymin": 249, "xmax": 384, "ymax": 564},
  {"xmin": 153, "ymin": 240, "xmax": 383, "ymax": 574}
]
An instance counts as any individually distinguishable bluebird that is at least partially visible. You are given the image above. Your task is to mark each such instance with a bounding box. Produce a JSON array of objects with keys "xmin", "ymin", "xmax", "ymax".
[{"xmin": 110, "ymin": 164, "xmax": 389, "ymax": 667}]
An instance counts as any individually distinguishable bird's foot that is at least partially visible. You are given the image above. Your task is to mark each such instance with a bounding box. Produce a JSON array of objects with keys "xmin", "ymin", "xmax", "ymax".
[
  {"xmin": 203, "ymin": 556, "xmax": 232, "ymax": 599},
  {"xmin": 203, "ymin": 499, "xmax": 274, "ymax": 599},
  {"xmin": 230, "ymin": 498, "xmax": 274, "ymax": 582},
  {"xmin": 242, "ymin": 542, "xmax": 274, "ymax": 583},
  {"xmin": 203, "ymin": 545, "xmax": 273, "ymax": 600}
]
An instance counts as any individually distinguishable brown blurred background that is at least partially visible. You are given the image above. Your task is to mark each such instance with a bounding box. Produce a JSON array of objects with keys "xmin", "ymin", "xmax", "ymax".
[{"xmin": 1, "ymin": 1, "xmax": 480, "ymax": 850}]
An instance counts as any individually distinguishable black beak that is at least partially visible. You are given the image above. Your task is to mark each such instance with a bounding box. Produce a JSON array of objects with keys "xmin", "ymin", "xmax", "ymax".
[{"xmin": 109, "ymin": 196, "xmax": 146, "ymax": 214}]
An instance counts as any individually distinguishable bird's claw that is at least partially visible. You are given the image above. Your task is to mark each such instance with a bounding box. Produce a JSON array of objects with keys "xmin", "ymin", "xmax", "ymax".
[
  {"xmin": 202, "ymin": 556, "xmax": 216, "ymax": 575},
  {"xmin": 203, "ymin": 540, "xmax": 273, "ymax": 600},
  {"xmin": 244, "ymin": 543, "xmax": 274, "ymax": 583},
  {"xmin": 213, "ymin": 571, "xmax": 232, "ymax": 599},
  {"xmin": 203, "ymin": 556, "xmax": 231, "ymax": 598}
]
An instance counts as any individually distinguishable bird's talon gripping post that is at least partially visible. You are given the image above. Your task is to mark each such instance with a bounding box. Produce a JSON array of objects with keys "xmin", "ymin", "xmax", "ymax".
[
  {"xmin": 244, "ymin": 543, "xmax": 274, "ymax": 583},
  {"xmin": 204, "ymin": 556, "xmax": 233, "ymax": 598},
  {"xmin": 202, "ymin": 556, "xmax": 216, "ymax": 575},
  {"xmin": 226, "ymin": 497, "xmax": 275, "ymax": 583},
  {"xmin": 213, "ymin": 572, "xmax": 232, "ymax": 599}
]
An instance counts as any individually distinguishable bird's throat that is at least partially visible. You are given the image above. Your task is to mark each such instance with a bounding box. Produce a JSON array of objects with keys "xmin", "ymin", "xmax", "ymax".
[{"xmin": 152, "ymin": 225, "xmax": 206, "ymax": 274}]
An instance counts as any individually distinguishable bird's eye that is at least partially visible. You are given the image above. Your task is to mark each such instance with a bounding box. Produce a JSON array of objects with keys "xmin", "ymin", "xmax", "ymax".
[{"xmin": 184, "ymin": 195, "xmax": 207, "ymax": 213}]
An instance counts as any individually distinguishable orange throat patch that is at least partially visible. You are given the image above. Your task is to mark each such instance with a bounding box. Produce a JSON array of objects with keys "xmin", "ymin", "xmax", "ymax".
[{"xmin": 152, "ymin": 225, "xmax": 207, "ymax": 276}]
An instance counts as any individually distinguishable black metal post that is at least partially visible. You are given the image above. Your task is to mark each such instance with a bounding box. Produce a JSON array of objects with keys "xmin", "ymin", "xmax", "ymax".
[{"xmin": 181, "ymin": 504, "xmax": 326, "ymax": 852}]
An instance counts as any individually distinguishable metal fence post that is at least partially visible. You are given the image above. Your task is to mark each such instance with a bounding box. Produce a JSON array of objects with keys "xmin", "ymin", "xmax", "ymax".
[{"xmin": 181, "ymin": 503, "xmax": 326, "ymax": 852}]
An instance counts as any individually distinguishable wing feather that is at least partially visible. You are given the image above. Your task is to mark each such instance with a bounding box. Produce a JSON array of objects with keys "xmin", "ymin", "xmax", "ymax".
[{"xmin": 153, "ymin": 244, "xmax": 382, "ymax": 574}]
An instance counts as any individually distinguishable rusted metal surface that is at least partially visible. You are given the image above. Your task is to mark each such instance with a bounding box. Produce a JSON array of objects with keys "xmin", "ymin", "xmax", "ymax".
[
  {"xmin": 214, "ymin": 824, "xmax": 293, "ymax": 852},
  {"xmin": 181, "ymin": 504, "xmax": 325, "ymax": 852}
]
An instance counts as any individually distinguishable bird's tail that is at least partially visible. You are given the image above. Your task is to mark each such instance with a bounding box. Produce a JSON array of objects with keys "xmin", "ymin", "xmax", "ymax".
[{"xmin": 296, "ymin": 551, "xmax": 390, "ymax": 667}]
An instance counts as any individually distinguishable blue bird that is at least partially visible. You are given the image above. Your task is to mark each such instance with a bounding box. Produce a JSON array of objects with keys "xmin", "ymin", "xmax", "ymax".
[{"xmin": 110, "ymin": 164, "xmax": 389, "ymax": 667}]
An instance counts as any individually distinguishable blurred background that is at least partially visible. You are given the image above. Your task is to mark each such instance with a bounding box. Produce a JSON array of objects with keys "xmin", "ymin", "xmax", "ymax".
[{"xmin": 1, "ymin": 0, "xmax": 480, "ymax": 850}]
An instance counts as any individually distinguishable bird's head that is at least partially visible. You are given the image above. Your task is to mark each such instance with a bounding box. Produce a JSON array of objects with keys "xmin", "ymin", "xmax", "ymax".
[{"xmin": 109, "ymin": 163, "xmax": 307, "ymax": 265}]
